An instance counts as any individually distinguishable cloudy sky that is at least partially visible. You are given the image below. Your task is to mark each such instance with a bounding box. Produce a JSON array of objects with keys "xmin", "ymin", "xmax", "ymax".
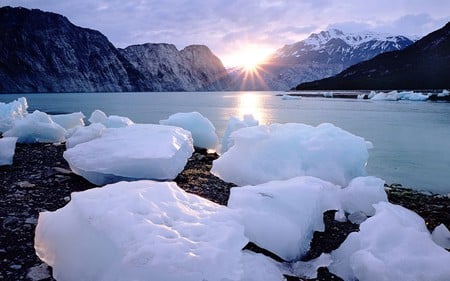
[{"xmin": 3, "ymin": 0, "xmax": 450, "ymax": 66}]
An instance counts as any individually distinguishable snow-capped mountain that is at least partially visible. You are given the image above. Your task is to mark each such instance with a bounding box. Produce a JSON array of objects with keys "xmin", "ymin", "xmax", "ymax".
[{"xmin": 229, "ymin": 29, "xmax": 415, "ymax": 91}]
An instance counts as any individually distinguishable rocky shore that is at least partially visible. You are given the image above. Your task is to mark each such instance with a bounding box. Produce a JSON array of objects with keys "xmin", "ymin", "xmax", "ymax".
[{"xmin": 0, "ymin": 143, "xmax": 449, "ymax": 281}]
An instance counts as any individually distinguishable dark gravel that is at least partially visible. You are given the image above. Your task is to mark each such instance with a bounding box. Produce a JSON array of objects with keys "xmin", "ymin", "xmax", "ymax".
[{"xmin": 0, "ymin": 143, "xmax": 448, "ymax": 281}]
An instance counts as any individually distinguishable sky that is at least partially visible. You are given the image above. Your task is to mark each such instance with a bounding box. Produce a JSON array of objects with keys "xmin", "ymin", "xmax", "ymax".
[{"xmin": 2, "ymin": 0, "xmax": 450, "ymax": 67}]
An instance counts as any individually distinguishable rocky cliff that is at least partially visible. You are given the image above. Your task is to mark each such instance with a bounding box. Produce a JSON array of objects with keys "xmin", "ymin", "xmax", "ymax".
[
  {"xmin": 0, "ymin": 6, "xmax": 229, "ymax": 93},
  {"xmin": 294, "ymin": 22, "xmax": 450, "ymax": 90}
]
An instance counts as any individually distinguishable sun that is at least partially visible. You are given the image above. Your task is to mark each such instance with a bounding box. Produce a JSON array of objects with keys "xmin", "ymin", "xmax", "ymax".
[{"xmin": 223, "ymin": 44, "xmax": 274, "ymax": 71}]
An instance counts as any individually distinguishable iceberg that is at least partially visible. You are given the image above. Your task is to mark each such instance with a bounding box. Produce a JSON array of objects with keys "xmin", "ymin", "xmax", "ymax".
[
  {"xmin": 0, "ymin": 97, "xmax": 28, "ymax": 132},
  {"xmin": 63, "ymin": 124, "xmax": 194, "ymax": 185},
  {"xmin": 3, "ymin": 110, "xmax": 66, "ymax": 143},
  {"xmin": 221, "ymin": 114, "xmax": 259, "ymax": 154},
  {"xmin": 0, "ymin": 137, "xmax": 18, "ymax": 166},
  {"xmin": 159, "ymin": 111, "xmax": 218, "ymax": 150},
  {"xmin": 88, "ymin": 109, "xmax": 134, "ymax": 128},
  {"xmin": 50, "ymin": 112, "xmax": 85, "ymax": 130},
  {"xmin": 212, "ymin": 123, "xmax": 369, "ymax": 187},
  {"xmin": 370, "ymin": 90, "xmax": 429, "ymax": 101},
  {"xmin": 227, "ymin": 176, "xmax": 341, "ymax": 261},
  {"xmin": 35, "ymin": 181, "xmax": 248, "ymax": 281},
  {"xmin": 329, "ymin": 202, "xmax": 450, "ymax": 281},
  {"xmin": 65, "ymin": 123, "xmax": 106, "ymax": 149}
]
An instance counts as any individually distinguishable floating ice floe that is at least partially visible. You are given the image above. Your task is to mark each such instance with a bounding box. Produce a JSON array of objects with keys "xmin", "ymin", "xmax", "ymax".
[
  {"xmin": 432, "ymin": 224, "xmax": 450, "ymax": 249},
  {"xmin": 35, "ymin": 181, "xmax": 248, "ymax": 281},
  {"xmin": 50, "ymin": 112, "xmax": 85, "ymax": 130},
  {"xmin": 159, "ymin": 111, "xmax": 218, "ymax": 150},
  {"xmin": 63, "ymin": 124, "xmax": 194, "ymax": 185},
  {"xmin": 65, "ymin": 123, "xmax": 106, "ymax": 149},
  {"xmin": 329, "ymin": 202, "xmax": 450, "ymax": 281},
  {"xmin": 227, "ymin": 176, "xmax": 341, "ymax": 261},
  {"xmin": 0, "ymin": 137, "xmax": 18, "ymax": 166},
  {"xmin": 281, "ymin": 94, "xmax": 301, "ymax": 100},
  {"xmin": 88, "ymin": 109, "xmax": 134, "ymax": 128},
  {"xmin": 212, "ymin": 123, "xmax": 370, "ymax": 187},
  {"xmin": 370, "ymin": 90, "xmax": 429, "ymax": 101},
  {"xmin": 221, "ymin": 114, "xmax": 259, "ymax": 154},
  {"xmin": 3, "ymin": 110, "xmax": 66, "ymax": 143},
  {"xmin": 0, "ymin": 97, "xmax": 28, "ymax": 132}
]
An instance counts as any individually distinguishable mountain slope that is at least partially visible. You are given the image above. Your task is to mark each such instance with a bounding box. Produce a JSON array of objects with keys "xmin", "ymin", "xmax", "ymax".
[
  {"xmin": 120, "ymin": 44, "xmax": 229, "ymax": 91},
  {"xmin": 294, "ymin": 22, "xmax": 450, "ymax": 90},
  {"xmin": 229, "ymin": 29, "xmax": 414, "ymax": 91},
  {"xmin": 0, "ymin": 6, "xmax": 229, "ymax": 93},
  {"xmin": 0, "ymin": 6, "xmax": 148, "ymax": 93}
]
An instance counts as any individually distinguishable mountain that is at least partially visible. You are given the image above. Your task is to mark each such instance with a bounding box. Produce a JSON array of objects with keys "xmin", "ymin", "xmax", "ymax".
[
  {"xmin": 294, "ymin": 22, "xmax": 450, "ymax": 90},
  {"xmin": 0, "ymin": 6, "xmax": 229, "ymax": 93},
  {"xmin": 120, "ymin": 43, "xmax": 229, "ymax": 91},
  {"xmin": 229, "ymin": 29, "xmax": 414, "ymax": 91}
]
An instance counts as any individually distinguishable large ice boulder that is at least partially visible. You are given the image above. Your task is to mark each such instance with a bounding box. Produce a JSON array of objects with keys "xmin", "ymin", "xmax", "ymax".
[
  {"xmin": 65, "ymin": 123, "xmax": 106, "ymax": 149},
  {"xmin": 227, "ymin": 176, "xmax": 341, "ymax": 261},
  {"xmin": 35, "ymin": 181, "xmax": 248, "ymax": 281},
  {"xmin": 3, "ymin": 110, "xmax": 66, "ymax": 143},
  {"xmin": 0, "ymin": 137, "xmax": 18, "ymax": 166},
  {"xmin": 88, "ymin": 109, "xmax": 134, "ymax": 128},
  {"xmin": 221, "ymin": 114, "xmax": 258, "ymax": 154},
  {"xmin": 212, "ymin": 123, "xmax": 370, "ymax": 187},
  {"xmin": 339, "ymin": 176, "xmax": 388, "ymax": 216},
  {"xmin": 50, "ymin": 112, "xmax": 85, "ymax": 130},
  {"xmin": 63, "ymin": 124, "xmax": 194, "ymax": 185},
  {"xmin": 0, "ymin": 97, "xmax": 28, "ymax": 132},
  {"xmin": 329, "ymin": 202, "xmax": 450, "ymax": 281},
  {"xmin": 159, "ymin": 112, "xmax": 218, "ymax": 150}
]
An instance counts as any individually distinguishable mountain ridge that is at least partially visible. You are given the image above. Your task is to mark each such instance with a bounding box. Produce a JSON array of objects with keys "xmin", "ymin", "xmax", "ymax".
[{"xmin": 293, "ymin": 22, "xmax": 450, "ymax": 90}]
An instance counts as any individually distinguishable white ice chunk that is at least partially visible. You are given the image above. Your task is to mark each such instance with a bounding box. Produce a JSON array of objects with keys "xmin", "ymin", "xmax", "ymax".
[
  {"xmin": 213, "ymin": 123, "xmax": 369, "ymax": 187},
  {"xmin": 241, "ymin": 251, "xmax": 286, "ymax": 281},
  {"xmin": 329, "ymin": 202, "xmax": 450, "ymax": 281},
  {"xmin": 291, "ymin": 253, "xmax": 332, "ymax": 279},
  {"xmin": 159, "ymin": 112, "xmax": 218, "ymax": 150},
  {"xmin": 3, "ymin": 110, "xmax": 66, "ymax": 143},
  {"xmin": 65, "ymin": 123, "xmax": 106, "ymax": 149},
  {"xmin": 63, "ymin": 124, "xmax": 194, "ymax": 185},
  {"xmin": 432, "ymin": 224, "xmax": 450, "ymax": 249},
  {"xmin": 281, "ymin": 95, "xmax": 301, "ymax": 100},
  {"xmin": 88, "ymin": 109, "xmax": 134, "ymax": 128},
  {"xmin": 0, "ymin": 97, "xmax": 28, "ymax": 132},
  {"xmin": 340, "ymin": 176, "xmax": 388, "ymax": 216},
  {"xmin": 50, "ymin": 112, "xmax": 85, "ymax": 130},
  {"xmin": 438, "ymin": 89, "xmax": 449, "ymax": 97},
  {"xmin": 228, "ymin": 176, "xmax": 341, "ymax": 261},
  {"xmin": 220, "ymin": 114, "xmax": 258, "ymax": 154},
  {"xmin": 35, "ymin": 181, "xmax": 248, "ymax": 281},
  {"xmin": 0, "ymin": 137, "xmax": 17, "ymax": 166},
  {"xmin": 370, "ymin": 90, "xmax": 429, "ymax": 101}
]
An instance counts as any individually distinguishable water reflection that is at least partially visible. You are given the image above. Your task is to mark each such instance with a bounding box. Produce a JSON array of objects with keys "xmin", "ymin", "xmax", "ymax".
[{"xmin": 237, "ymin": 93, "xmax": 266, "ymax": 124}]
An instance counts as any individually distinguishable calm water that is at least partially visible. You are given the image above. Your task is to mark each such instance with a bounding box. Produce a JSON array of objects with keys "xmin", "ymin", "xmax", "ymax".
[{"xmin": 1, "ymin": 91, "xmax": 449, "ymax": 194}]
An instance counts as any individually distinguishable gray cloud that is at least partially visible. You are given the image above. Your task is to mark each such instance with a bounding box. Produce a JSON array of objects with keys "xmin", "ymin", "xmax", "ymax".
[{"xmin": 2, "ymin": 0, "xmax": 449, "ymax": 65}]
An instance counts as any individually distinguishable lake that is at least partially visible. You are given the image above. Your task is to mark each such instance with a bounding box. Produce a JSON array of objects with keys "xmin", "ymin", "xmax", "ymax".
[{"xmin": 1, "ymin": 91, "xmax": 449, "ymax": 194}]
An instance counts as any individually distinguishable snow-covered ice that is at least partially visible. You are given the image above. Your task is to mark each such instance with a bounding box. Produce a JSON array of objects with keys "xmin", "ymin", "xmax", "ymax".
[
  {"xmin": 35, "ymin": 181, "xmax": 248, "ymax": 281},
  {"xmin": 0, "ymin": 137, "xmax": 17, "ymax": 166},
  {"xmin": 329, "ymin": 202, "xmax": 450, "ymax": 281},
  {"xmin": 50, "ymin": 112, "xmax": 85, "ymax": 130},
  {"xmin": 65, "ymin": 123, "xmax": 106, "ymax": 149},
  {"xmin": 0, "ymin": 97, "xmax": 28, "ymax": 132},
  {"xmin": 370, "ymin": 90, "xmax": 429, "ymax": 101},
  {"xmin": 63, "ymin": 124, "xmax": 194, "ymax": 185},
  {"xmin": 432, "ymin": 224, "xmax": 450, "ymax": 249},
  {"xmin": 227, "ymin": 176, "xmax": 341, "ymax": 261},
  {"xmin": 3, "ymin": 110, "xmax": 66, "ymax": 143},
  {"xmin": 221, "ymin": 115, "xmax": 258, "ymax": 154},
  {"xmin": 213, "ymin": 123, "xmax": 370, "ymax": 187},
  {"xmin": 159, "ymin": 111, "xmax": 218, "ymax": 150},
  {"xmin": 88, "ymin": 109, "xmax": 134, "ymax": 128},
  {"xmin": 340, "ymin": 176, "xmax": 387, "ymax": 216}
]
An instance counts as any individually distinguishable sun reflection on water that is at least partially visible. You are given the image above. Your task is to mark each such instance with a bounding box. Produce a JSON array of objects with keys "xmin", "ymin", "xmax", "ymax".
[{"xmin": 237, "ymin": 93, "xmax": 266, "ymax": 124}]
